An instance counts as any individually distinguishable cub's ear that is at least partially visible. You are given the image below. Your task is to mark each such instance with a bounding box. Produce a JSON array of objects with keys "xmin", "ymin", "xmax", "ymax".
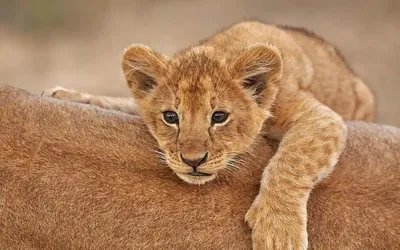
[
  {"xmin": 229, "ymin": 44, "xmax": 283, "ymax": 105},
  {"xmin": 122, "ymin": 44, "xmax": 168, "ymax": 99}
]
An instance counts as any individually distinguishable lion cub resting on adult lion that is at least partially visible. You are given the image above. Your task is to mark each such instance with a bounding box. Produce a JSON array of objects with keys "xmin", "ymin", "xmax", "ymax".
[{"xmin": 44, "ymin": 21, "xmax": 375, "ymax": 250}]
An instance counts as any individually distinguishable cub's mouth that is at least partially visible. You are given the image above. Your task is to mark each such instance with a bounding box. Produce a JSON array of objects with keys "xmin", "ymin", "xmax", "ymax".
[
  {"xmin": 176, "ymin": 172, "xmax": 217, "ymax": 185},
  {"xmin": 188, "ymin": 172, "xmax": 212, "ymax": 177},
  {"xmin": 164, "ymin": 152, "xmax": 229, "ymax": 185}
]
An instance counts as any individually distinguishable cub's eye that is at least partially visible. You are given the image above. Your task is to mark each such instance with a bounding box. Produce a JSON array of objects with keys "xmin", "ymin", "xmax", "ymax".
[
  {"xmin": 163, "ymin": 111, "xmax": 179, "ymax": 124},
  {"xmin": 212, "ymin": 111, "xmax": 229, "ymax": 124}
]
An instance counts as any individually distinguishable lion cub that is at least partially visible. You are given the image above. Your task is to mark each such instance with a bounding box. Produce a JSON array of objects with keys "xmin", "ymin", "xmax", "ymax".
[{"xmin": 43, "ymin": 21, "xmax": 375, "ymax": 249}]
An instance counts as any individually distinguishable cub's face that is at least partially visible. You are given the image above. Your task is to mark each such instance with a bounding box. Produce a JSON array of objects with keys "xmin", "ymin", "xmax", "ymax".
[{"xmin": 122, "ymin": 44, "xmax": 282, "ymax": 184}]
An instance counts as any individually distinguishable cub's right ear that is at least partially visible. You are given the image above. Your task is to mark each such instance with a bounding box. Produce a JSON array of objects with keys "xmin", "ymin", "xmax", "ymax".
[
  {"xmin": 122, "ymin": 44, "xmax": 168, "ymax": 99},
  {"xmin": 229, "ymin": 44, "xmax": 283, "ymax": 108}
]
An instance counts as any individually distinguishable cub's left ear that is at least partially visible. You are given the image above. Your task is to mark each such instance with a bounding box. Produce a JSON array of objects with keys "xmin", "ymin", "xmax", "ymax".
[{"xmin": 229, "ymin": 44, "xmax": 283, "ymax": 106}]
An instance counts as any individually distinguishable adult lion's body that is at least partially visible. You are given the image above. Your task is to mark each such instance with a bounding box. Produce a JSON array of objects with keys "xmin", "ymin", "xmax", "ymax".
[{"xmin": 0, "ymin": 86, "xmax": 398, "ymax": 249}]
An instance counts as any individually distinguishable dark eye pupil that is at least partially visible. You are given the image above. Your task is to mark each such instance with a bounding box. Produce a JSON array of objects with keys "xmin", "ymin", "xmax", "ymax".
[
  {"xmin": 212, "ymin": 111, "xmax": 228, "ymax": 124},
  {"xmin": 163, "ymin": 111, "xmax": 179, "ymax": 124}
]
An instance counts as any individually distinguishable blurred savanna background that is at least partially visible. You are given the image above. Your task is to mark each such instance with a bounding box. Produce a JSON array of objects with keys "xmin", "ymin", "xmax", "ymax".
[{"xmin": 1, "ymin": 0, "xmax": 399, "ymax": 125}]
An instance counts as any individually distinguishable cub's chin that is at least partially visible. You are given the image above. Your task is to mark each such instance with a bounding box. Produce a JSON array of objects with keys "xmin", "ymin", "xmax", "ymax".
[{"xmin": 176, "ymin": 173, "xmax": 217, "ymax": 185}]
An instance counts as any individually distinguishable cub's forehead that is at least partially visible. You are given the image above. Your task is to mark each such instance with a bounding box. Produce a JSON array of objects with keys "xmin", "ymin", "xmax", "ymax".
[
  {"xmin": 167, "ymin": 50, "xmax": 229, "ymax": 85},
  {"xmin": 164, "ymin": 55, "xmax": 234, "ymax": 94},
  {"xmin": 157, "ymin": 50, "xmax": 239, "ymax": 109}
]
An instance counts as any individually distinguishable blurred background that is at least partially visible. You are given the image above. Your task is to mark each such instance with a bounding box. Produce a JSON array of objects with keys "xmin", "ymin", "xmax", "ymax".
[{"xmin": 1, "ymin": 0, "xmax": 399, "ymax": 126}]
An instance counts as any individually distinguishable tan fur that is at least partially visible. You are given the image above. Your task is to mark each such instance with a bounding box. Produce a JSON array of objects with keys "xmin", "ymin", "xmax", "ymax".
[
  {"xmin": 42, "ymin": 22, "xmax": 376, "ymax": 249},
  {"xmin": 1, "ymin": 86, "xmax": 398, "ymax": 249},
  {"xmin": 41, "ymin": 86, "xmax": 138, "ymax": 115}
]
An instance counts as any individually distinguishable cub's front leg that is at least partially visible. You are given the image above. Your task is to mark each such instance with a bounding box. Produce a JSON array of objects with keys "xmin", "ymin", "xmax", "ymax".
[
  {"xmin": 41, "ymin": 86, "xmax": 139, "ymax": 115},
  {"xmin": 245, "ymin": 90, "xmax": 347, "ymax": 250}
]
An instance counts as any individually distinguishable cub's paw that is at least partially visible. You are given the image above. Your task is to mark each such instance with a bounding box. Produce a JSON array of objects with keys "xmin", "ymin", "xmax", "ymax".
[
  {"xmin": 245, "ymin": 193, "xmax": 308, "ymax": 250},
  {"xmin": 41, "ymin": 86, "xmax": 71, "ymax": 97},
  {"xmin": 41, "ymin": 86, "xmax": 88, "ymax": 103}
]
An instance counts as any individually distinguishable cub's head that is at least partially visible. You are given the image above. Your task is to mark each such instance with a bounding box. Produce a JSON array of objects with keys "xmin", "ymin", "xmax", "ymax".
[{"xmin": 122, "ymin": 44, "xmax": 282, "ymax": 184}]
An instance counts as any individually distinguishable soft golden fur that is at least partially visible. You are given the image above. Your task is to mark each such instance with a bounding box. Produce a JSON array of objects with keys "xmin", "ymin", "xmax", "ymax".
[
  {"xmin": 43, "ymin": 21, "xmax": 376, "ymax": 249},
  {"xmin": 1, "ymin": 86, "xmax": 398, "ymax": 250}
]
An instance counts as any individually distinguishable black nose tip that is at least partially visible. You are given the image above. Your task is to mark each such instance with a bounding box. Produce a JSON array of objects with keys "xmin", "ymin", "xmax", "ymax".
[{"xmin": 181, "ymin": 153, "xmax": 208, "ymax": 170}]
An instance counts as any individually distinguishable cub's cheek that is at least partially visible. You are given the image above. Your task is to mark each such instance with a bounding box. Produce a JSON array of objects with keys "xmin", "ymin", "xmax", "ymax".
[{"xmin": 152, "ymin": 130, "xmax": 178, "ymax": 148}]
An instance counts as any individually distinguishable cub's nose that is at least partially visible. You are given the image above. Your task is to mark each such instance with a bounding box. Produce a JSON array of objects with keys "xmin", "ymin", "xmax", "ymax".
[{"xmin": 181, "ymin": 152, "xmax": 208, "ymax": 170}]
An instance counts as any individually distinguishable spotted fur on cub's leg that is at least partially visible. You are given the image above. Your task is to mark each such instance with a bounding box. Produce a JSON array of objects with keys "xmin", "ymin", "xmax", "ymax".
[{"xmin": 245, "ymin": 90, "xmax": 346, "ymax": 250}]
